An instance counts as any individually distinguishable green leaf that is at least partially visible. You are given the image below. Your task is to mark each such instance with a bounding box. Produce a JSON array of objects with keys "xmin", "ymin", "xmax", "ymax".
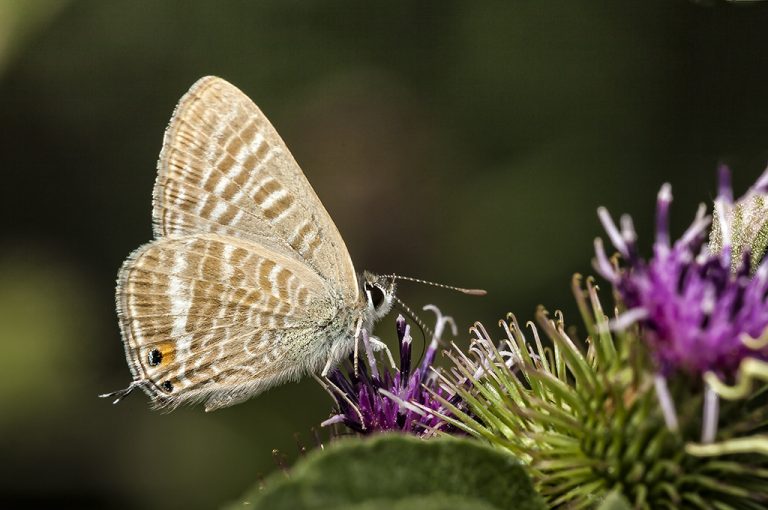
[
  {"xmin": 227, "ymin": 434, "xmax": 544, "ymax": 510},
  {"xmin": 332, "ymin": 495, "xmax": 501, "ymax": 510},
  {"xmin": 596, "ymin": 491, "xmax": 633, "ymax": 510}
]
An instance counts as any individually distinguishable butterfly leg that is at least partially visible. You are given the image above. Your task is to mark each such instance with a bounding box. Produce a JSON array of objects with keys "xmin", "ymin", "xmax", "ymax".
[
  {"xmin": 321, "ymin": 358, "xmax": 334, "ymax": 377},
  {"xmin": 368, "ymin": 336, "xmax": 397, "ymax": 369},
  {"xmin": 320, "ymin": 317, "xmax": 364, "ymax": 377},
  {"xmin": 313, "ymin": 373, "xmax": 366, "ymax": 430},
  {"xmin": 352, "ymin": 317, "xmax": 363, "ymax": 377}
]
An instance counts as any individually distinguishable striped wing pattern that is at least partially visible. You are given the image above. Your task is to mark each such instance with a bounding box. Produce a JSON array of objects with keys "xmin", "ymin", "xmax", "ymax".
[
  {"xmin": 118, "ymin": 234, "xmax": 350, "ymax": 411},
  {"xmin": 153, "ymin": 76, "xmax": 357, "ymax": 297},
  {"xmin": 114, "ymin": 77, "xmax": 364, "ymax": 410}
]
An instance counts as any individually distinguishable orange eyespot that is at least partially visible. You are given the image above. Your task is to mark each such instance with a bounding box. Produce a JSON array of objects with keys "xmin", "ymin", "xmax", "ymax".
[{"xmin": 146, "ymin": 342, "xmax": 175, "ymax": 367}]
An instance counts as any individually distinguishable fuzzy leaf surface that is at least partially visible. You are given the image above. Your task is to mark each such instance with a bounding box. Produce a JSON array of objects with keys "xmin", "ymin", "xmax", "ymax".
[
  {"xmin": 596, "ymin": 491, "xmax": 633, "ymax": 510},
  {"xmin": 227, "ymin": 434, "xmax": 544, "ymax": 510}
]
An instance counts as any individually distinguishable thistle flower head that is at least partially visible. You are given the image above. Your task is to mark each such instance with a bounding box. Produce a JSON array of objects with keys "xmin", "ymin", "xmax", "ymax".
[
  {"xmin": 594, "ymin": 175, "xmax": 768, "ymax": 379},
  {"xmin": 418, "ymin": 168, "xmax": 768, "ymax": 507},
  {"xmin": 319, "ymin": 310, "xmax": 458, "ymax": 436},
  {"xmin": 433, "ymin": 277, "xmax": 768, "ymax": 508}
]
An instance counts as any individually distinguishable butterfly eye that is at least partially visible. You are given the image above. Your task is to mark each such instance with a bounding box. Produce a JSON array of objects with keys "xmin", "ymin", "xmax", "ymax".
[{"xmin": 367, "ymin": 285, "xmax": 386, "ymax": 310}]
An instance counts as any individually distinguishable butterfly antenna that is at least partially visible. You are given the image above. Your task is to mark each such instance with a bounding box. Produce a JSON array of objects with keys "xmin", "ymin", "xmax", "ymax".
[
  {"xmin": 385, "ymin": 274, "xmax": 486, "ymax": 296},
  {"xmin": 393, "ymin": 295, "xmax": 433, "ymax": 341}
]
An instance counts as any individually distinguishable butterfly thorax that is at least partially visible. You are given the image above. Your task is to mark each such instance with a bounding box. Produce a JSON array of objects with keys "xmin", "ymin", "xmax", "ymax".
[{"xmin": 312, "ymin": 271, "xmax": 395, "ymax": 373}]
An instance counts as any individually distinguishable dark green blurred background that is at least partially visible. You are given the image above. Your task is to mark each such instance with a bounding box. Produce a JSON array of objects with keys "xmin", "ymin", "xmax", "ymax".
[{"xmin": 2, "ymin": 1, "xmax": 768, "ymax": 508}]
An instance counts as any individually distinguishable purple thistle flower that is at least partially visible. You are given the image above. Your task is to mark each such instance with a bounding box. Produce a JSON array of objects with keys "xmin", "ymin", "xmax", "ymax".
[
  {"xmin": 594, "ymin": 169, "xmax": 768, "ymax": 381},
  {"xmin": 319, "ymin": 310, "xmax": 458, "ymax": 436}
]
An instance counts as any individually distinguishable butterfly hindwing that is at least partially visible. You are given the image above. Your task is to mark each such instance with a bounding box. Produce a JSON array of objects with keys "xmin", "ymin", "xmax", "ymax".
[{"xmin": 116, "ymin": 233, "xmax": 349, "ymax": 410}]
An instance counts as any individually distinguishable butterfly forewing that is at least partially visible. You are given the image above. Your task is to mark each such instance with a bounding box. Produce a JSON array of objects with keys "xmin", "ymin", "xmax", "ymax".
[
  {"xmin": 117, "ymin": 233, "xmax": 348, "ymax": 410},
  {"xmin": 152, "ymin": 76, "xmax": 357, "ymax": 302}
]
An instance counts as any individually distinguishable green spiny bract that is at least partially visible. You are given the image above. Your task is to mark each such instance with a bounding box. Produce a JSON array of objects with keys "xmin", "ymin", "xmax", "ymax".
[{"xmin": 430, "ymin": 275, "xmax": 768, "ymax": 509}]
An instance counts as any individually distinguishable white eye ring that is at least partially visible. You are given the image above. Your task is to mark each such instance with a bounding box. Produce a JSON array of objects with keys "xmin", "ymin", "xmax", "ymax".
[{"xmin": 366, "ymin": 284, "xmax": 386, "ymax": 309}]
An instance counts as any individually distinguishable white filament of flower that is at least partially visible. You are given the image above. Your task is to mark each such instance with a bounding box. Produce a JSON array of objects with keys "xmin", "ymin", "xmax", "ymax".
[
  {"xmin": 378, "ymin": 388, "xmax": 427, "ymax": 417},
  {"xmin": 701, "ymin": 383, "xmax": 720, "ymax": 444},
  {"xmin": 654, "ymin": 374, "xmax": 679, "ymax": 432},
  {"xmin": 423, "ymin": 304, "xmax": 458, "ymax": 344}
]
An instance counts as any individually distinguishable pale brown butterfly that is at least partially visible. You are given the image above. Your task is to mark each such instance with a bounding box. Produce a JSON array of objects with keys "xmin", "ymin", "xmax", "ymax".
[{"xmin": 102, "ymin": 76, "xmax": 484, "ymax": 411}]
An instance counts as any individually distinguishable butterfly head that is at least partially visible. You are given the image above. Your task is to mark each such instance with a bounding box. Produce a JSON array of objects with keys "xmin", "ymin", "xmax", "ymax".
[{"xmin": 361, "ymin": 271, "xmax": 396, "ymax": 320}]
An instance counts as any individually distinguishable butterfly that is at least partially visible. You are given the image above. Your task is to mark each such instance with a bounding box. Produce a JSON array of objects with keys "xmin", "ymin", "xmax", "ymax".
[
  {"xmin": 102, "ymin": 76, "xmax": 406, "ymax": 411},
  {"xmin": 103, "ymin": 76, "xmax": 484, "ymax": 412}
]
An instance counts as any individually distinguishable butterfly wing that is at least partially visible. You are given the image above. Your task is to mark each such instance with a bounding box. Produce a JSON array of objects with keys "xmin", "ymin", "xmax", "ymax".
[
  {"xmin": 116, "ymin": 233, "xmax": 356, "ymax": 411},
  {"xmin": 153, "ymin": 75, "xmax": 358, "ymax": 302}
]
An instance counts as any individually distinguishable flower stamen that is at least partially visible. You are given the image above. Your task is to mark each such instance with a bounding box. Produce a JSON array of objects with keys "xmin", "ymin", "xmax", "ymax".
[
  {"xmin": 318, "ymin": 312, "xmax": 459, "ymax": 435},
  {"xmin": 654, "ymin": 374, "xmax": 679, "ymax": 432},
  {"xmin": 701, "ymin": 383, "xmax": 720, "ymax": 444}
]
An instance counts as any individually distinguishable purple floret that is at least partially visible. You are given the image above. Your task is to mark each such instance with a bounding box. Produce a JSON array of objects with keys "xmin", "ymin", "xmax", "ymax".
[
  {"xmin": 594, "ymin": 170, "xmax": 768, "ymax": 379},
  {"xmin": 321, "ymin": 314, "xmax": 456, "ymax": 435}
]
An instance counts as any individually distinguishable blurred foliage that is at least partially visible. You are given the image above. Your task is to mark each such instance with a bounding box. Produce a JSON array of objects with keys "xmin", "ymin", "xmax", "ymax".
[
  {"xmin": 230, "ymin": 434, "xmax": 544, "ymax": 510},
  {"xmin": 596, "ymin": 493, "xmax": 633, "ymax": 510},
  {"xmin": 1, "ymin": 0, "xmax": 768, "ymax": 508},
  {"xmin": 0, "ymin": 0, "xmax": 68, "ymax": 73},
  {"xmin": 0, "ymin": 250, "xmax": 94, "ymax": 420}
]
